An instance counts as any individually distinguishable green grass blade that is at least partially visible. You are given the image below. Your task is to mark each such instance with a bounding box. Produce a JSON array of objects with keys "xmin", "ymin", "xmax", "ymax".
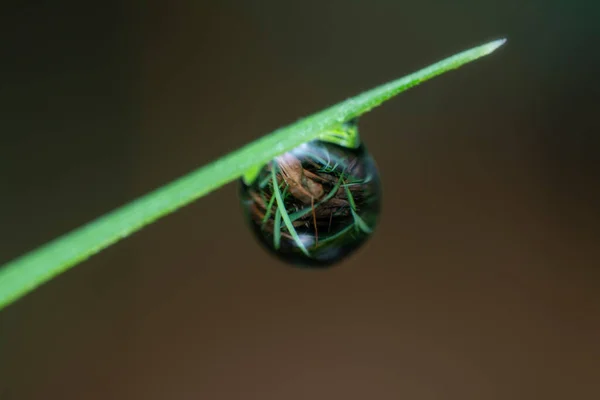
[
  {"xmin": 261, "ymin": 191, "xmax": 278, "ymax": 228},
  {"xmin": 0, "ymin": 38, "xmax": 506, "ymax": 310},
  {"xmin": 270, "ymin": 164, "xmax": 310, "ymax": 256},
  {"xmin": 342, "ymin": 178, "xmax": 373, "ymax": 234}
]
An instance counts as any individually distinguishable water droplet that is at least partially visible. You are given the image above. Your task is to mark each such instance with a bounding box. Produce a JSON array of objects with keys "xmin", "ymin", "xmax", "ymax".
[{"xmin": 239, "ymin": 139, "xmax": 382, "ymax": 268}]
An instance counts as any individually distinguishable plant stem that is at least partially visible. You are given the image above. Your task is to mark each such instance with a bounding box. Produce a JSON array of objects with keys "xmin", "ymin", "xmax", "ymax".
[{"xmin": 0, "ymin": 38, "xmax": 506, "ymax": 310}]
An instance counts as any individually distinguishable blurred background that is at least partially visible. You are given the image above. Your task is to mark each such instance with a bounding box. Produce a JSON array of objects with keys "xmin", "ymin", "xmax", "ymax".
[{"xmin": 1, "ymin": 1, "xmax": 599, "ymax": 399}]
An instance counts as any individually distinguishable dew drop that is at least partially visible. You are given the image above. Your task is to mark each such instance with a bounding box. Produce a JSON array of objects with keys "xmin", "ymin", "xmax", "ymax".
[{"xmin": 239, "ymin": 139, "xmax": 382, "ymax": 268}]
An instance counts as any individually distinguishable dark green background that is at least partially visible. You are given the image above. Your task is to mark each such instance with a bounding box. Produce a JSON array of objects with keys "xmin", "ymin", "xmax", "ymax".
[{"xmin": 1, "ymin": 1, "xmax": 598, "ymax": 399}]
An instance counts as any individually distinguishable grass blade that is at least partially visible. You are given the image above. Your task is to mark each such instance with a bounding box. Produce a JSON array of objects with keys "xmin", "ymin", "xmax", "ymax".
[
  {"xmin": 0, "ymin": 38, "xmax": 506, "ymax": 310},
  {"xmin": 270, "ymin": 164, "xmax": 310, "ymax": 256}
]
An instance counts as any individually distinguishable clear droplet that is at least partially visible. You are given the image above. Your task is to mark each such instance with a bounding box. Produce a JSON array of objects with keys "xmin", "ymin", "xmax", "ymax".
[{"xmin": 239, "ymin": 139, "xmax": 382, "ymax": 268}]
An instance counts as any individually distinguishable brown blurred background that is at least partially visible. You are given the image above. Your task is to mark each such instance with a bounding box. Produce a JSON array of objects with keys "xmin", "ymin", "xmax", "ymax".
[{"xmin": 1, "ymin": 1, "xmax": 599, "ymax": 399}]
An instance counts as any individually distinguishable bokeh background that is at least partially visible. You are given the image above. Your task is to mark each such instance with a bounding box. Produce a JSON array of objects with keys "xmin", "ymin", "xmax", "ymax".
[{"xmin": 1, "ymin": 1, "xmax": 599, "ymax": 399}]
